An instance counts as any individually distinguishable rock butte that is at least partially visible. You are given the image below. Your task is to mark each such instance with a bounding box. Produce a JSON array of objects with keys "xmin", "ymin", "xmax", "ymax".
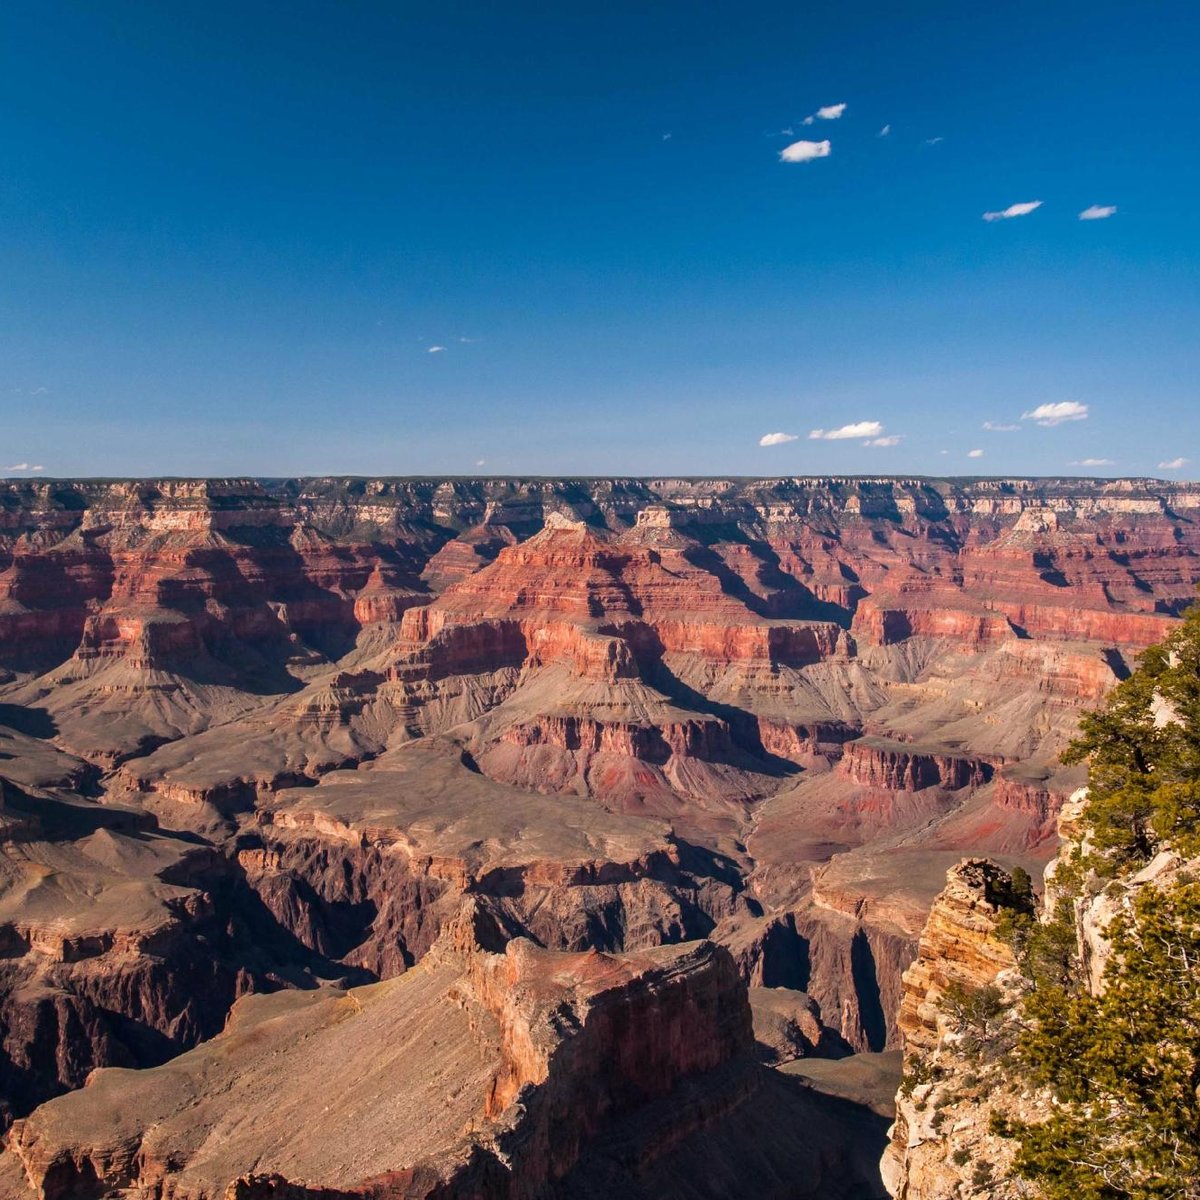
[
  {"xmin": 6, "ymin": 902, "xmax": 887, "ymax": 1199},
  {"xmin": 0, "ymin": 475, "xmax": 1196, "ymax": 1194}
]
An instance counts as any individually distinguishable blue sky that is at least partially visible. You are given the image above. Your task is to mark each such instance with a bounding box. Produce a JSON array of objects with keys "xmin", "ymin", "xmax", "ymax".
[{"xmin": 1, "ymin": 1, "xmax": 1197, "ymax": 478}]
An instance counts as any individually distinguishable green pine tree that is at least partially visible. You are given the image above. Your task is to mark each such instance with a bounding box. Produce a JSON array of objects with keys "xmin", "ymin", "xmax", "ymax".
[{"xmin": 998, "ymin": 592, "xmax": 1200, "ymax": 1198}]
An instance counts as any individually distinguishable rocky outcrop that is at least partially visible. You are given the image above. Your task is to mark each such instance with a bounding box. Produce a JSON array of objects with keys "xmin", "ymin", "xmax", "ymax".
[
  {"xmin": 881, "ymin": 797, "xmax": 1200, "ymax": 1200},
  {"xmin": 748, "ymin": 986, "xmax": 851, "ymax": 1062},
  {"xmin": 891, "ymin": 859, "xmax": 1024, "ymax": 1056},
  {"xmin": 2, "ymin": 904, "xmax": 887, "ymax": 1200},
  {"xmin": 839, "ymin": 739, "xmax": 991, "ymax": 793},
  {"xmin": 881, "ymin": 860, "xmax": 1034, "ymax": 1198}
]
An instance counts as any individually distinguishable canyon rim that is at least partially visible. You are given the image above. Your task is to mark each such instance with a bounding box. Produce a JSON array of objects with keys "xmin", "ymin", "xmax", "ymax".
[{"xmin": 0, "ymin": 474, "xmax": 1195, "ymax": 1196}]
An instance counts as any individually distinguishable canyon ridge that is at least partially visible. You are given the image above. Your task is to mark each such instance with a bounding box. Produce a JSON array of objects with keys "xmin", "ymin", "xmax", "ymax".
[{"xmin": 0, "ymin": 473, "xmax": 1197, "ymax": 1198}]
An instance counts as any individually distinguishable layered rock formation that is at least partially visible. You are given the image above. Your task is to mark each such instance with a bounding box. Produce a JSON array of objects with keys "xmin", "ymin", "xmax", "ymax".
[
  {"xmin": 2, "ymin": 903, "xmax": 886, "ymax": 1200},
  {"xmin": 880, "ymin": 861, "xmax": 1040, "ymax": 1199},
  {"xmin": 0, "ymin": 474, "xmax": 1197, "ymax": 1191}
]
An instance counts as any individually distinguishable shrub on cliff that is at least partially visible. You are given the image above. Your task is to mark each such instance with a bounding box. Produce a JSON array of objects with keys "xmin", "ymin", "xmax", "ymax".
[{"xmin": 939, "ymin": 982, "xmax": 1009, "ymax": 1060}]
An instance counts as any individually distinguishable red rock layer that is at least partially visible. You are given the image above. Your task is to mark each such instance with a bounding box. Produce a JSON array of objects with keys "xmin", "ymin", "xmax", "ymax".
[
  {"xmin": 0, "ymin": 473, "xmax": 1198, "ymax": 1140},
  {"xmin": 839, "ymin": 739, "xmax": 991, "ymax": 792},
  {"xmin": 0, "ymin": 476, "xmax": 1196, "ymax": 690}
]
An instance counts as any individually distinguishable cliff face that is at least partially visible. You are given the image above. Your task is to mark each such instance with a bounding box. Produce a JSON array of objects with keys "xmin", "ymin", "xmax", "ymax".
[
  {"xmin": 881, "ymin": 817, "xmax": 1200, "ymax": 1200},
  {"xmin": 1, "ymin": 475, "xmax": 1196, "ymax": 683},
  {"xmin": 892, "ymin": 860, "xmax": 1023, "ymax": 1058},
  {"xmin": 0, "ymin": 474, "xmax": 1198, "ymax": 1177},
  {"xmin": 880, "ymin": 860, "xmax": 1036, "ymax": 1199},
  {"xmin": 2, "ymin": 902, "xmax": 884, "ymax": 1200}
]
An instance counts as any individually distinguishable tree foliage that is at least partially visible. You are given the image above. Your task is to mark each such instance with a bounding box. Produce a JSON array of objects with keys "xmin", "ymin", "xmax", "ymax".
[
  {"xmin": 940, "ymin": 981, "xmax": 1008, "ymax": 1059},
  {"xmin": 1065, "ymin": 599, "xmax": 1200, "ymax": 864},
  {"xmin": 1000, "ymin": 594, "xmax": 1200, "ymax": 1198},
  {"xmin": 1010, "ymin": 883, "xmax": 1200, "ymax": 1198}
]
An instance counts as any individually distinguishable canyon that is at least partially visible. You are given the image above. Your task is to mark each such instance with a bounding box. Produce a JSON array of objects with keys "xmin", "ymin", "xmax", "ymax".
[{"xmin": 0, "ymin": 473, "xmax": 1198, "ymax": 1197}]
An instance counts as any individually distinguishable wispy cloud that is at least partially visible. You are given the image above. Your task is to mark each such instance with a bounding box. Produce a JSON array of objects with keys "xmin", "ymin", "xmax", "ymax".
[
  {"xmin": 924, "ymin": 136, "xmax": 944, "ymax": 146},
  {"xmin": 810, "ymin": 421, "xmax": 884, "ymax": 441},
  {"xmin": 800, "ymin": 102, "xmax": 846, "ymax": 127},
  {"xmin": 662, "ymin": 132, "xmax": 672, "ymax": 141},
  {"xmin": 967, "ymin": 449, "xmax": 984, "ymax": 459},
  {"xmin": 1022, "ymin": 401, "xmax": 1089, "ymax": 427},
  {"xmin": 780, "ymin": 139, "xmax": 831, "ymax": 163},
  {"xmin": 4, "ymin": 463, "xmax": 45, "ymax": 472},
  {"xmin": 983, "ymin": 421, "xmax": 1019, "ymax": 432},
  {"xmin": 759, "ymin": 431, "xmax": 799, "ymax": 446},
  {"xmin": 1159, "ymin": 457, "xmax": 1189, "ymax": 470},
  {"xmin": 865, "ymin": 435, "xmax": 902, "ymax": 447},
  {"xmin": 1070, "ymin": 458, "xmax": 1115, "ymax": 467},
  {"xmin": 1079, "ymin": 204, "xmax": 1117, "ymax": 221},
  {"xmin": 878, "ymin": 124, "xmax": 891, "ymax": 137},
  {"xmin": 983, "ymin": 200, "xmax": 1042, "ymax": 222},
  {"xmin": 427, "ymin": 345, "xmax": 446, "ymax": 353},
  {"xmin": 475, "ymin": 458, "xmax": 487, "ymax": 467}
]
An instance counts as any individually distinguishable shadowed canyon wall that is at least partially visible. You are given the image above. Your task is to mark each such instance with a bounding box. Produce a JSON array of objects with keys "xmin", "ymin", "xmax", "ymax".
[{"xmin": 0, "ymin": 474, "xmax": 1197, "ymax": 1192}]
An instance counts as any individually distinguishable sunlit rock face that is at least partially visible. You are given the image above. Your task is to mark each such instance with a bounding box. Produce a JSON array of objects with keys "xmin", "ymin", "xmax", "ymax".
[
  {"xmin": 0, "ymin": 474, "xmax": 1197, "ymax": 1190},
  {"xmin": 2, "ymin": 905, "xmax": 890, "ymax": 1200}
]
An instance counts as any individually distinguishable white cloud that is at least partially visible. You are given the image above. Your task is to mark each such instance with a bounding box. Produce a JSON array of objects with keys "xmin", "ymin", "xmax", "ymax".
[
  {"xmin": 983, "ymin": 200, "xmax": 1043, "ymax": 222},
  {"xmin": 1022, "ymin": 401, "xmax": 1089, "ymax": 427},
  {"xmin": 983, "ymin": 421, "xmax": 1019, "ymax": 432},
  {"xmin": 802, "ymin": 115, "xmax": 815, "ymax": 126},
  {"xmin": 816, "ymin": 103, "xmax": 846, "ymax": 120},
  {"xmin": 475, "ymin": 459, "xmax": 487, "ymax": 467},
  {"xmin": 809, "ymin": 421, "xmax": 884, "ymax": 441},
  {"xmin": 924, "ymin": 136, "xmax": 944, "ymax": 146},
  {"xmin": 1079, "ymin": 204, "xmax": 1117, "ymax": 221},
  {"xmin": 759, "ymin": 431, "xmax": 799, "ymax": 446},
  {"xmin": 427, "ymin": 345, "xmax": 446, "ymax": 353},
  {"xmin": 4, "ymin": 463, "xmax": 44, "ymax": 472},
  {"xmin": 967, "ymin": 449, "xmax": 984, "ymax": 459},
  {"xmin": 1158, "ymin": 457, "xmax": 1189, "ymax": 470},
  {"xmin": 780, "ymin": 139, "xmax": 831, "ymax": 163},
  {"xmin": 1070, "ymin": 458, "xmax": 1115, "ymax": 467},
  {"xmin": 662, "ymin": 132, "xmax": 672, "ymax": 141},
  {"xmin": 865, "ymin": 435, "xmax": 903, "ymax": 447},
  {"xmin": 878, "ymin": 124, "xmax": 891, "ymax": 137}
]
